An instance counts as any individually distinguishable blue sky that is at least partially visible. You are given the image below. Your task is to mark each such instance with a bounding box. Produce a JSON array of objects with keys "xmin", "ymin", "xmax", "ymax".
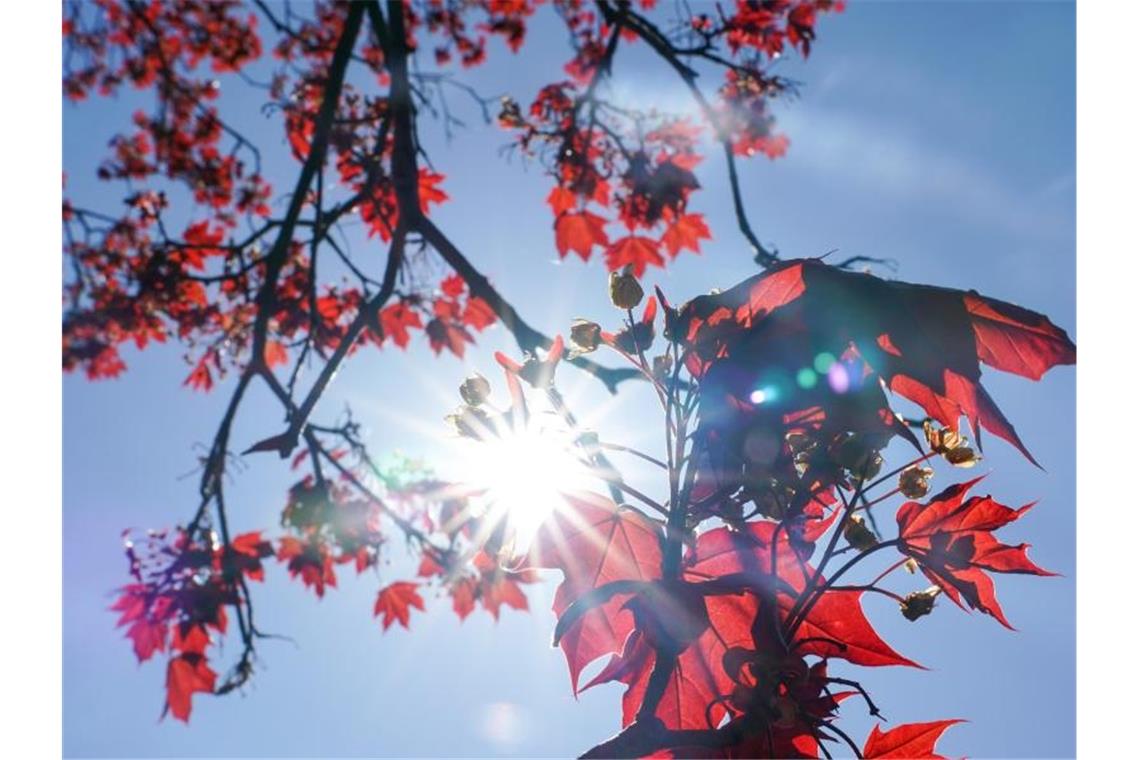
[{"xmin": 63, "ymin": 2, "xmax": 1075, "ymax": 757}]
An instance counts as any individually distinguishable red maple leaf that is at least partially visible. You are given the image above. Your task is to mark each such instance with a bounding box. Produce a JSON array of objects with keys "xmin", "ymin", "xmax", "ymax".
[
  {"xmin": 228, "ymin": 531, "xmax": 274, "ymax": 582},
  {"xmin": 659, "ymin": 212, "xmax": 711, "ymax": 257},
  {"xmin": 555, "ymin": 211, "xmax": 610, "ymax": 261},
  {"xmin": 379, "ymin": 302, "xmax": 423, "ymax": 349},
  {"xmin": 528, "ymin": 491, "xmax": 664, "ymax": 692},
  {"xmin": 863, "ymin": 719, "xmax": 964, "ymax": 759},
  {"xmin": 440, "ymin": 274, "xmax": 466, "ymax": 298},
  {"xmin": 674, "ymin": 259, "xmax": 1075, "ymax": 463},
  {"xmin": 264, "ymin": 340, "xmax": 288, "ymax": 369},
  {"xmin": 605, "ymin": 235, "xmax": 665, "ymax": 276},
  {"xmin": 417, "ymin": 169, "xmax": 449, "ymax": 213},
  {"xmin": 685, "ymin": 521, "xmax": 917, "ymax": 669},
  {"xmin": 480, "ymin": 574, "xmax": 530, "ymax": 620},
  {"xmin": 164, "ymin": 654, "xmax": 216, "ymax": 722},
  {"xmin": 896, "ymin": 477, "xmax": 1053, "ymax": 628},
  {"xmin": 462, "ymin": 296, "xmax": 497, "ymax": 331},
  {"xmin": 374, "ymin": 581, "xmax": 425, "ymax": 630}
]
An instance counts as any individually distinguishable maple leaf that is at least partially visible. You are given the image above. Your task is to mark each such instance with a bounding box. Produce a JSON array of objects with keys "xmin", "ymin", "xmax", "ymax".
[
  {"xmin": 277, "ymin": 536, "xmax": 337, "ymax": 598},
  {"xmin": 528, "ymin": 491, "xmax": 664, "ymax": 693},
  {"xmin": 480, "ymin": 574, "xmax": 529, "ymax": 620},
  {"xmin": 863, "ymin": 719, "xmax": 964, "ymax": 759},
  {"xmin": 125, "ymin": 619, "xmax": 168, "ymax": 662},
  {"xmin": 584, "ymin": 587, "xmax": 753, "ymax": 731},
  {"xmin": 264, "ymin": 340, "xmax": 288, "ymax": 369},
  {"xmin": 379, "ymin": 302, "xmax": 423, "ymax": 349},
  {"xmin": 426, "ymin": 318, "xmax": 474, "ymax": 358},
  {"xmin": 555, "ymin": 211, "xmax": 610, "ymax": 261},
  {"xmin": 374, "ymin": 581, "xmax": 425, "ymax": 631},
  {"xmin": 659, "ymin": 212, "xmax": 711, "ymax": 257},
  {"xmin": 164, "ymin": 654, "xmax": 216, "ymax": 723},
  {"xmin": 451, "ymin": 577, "xmax": 478, "ymax": 621},
  {"xmin": 675, "ymin": 259, "xmax": 1075, "ymax": 464},
  {"xmin": 546, "ymin": 185, "xmax": 577, "ymax": 216},
  {"xmin": 896, "ymin": 477, "xmax": 1053, "ymax": 628},
  {"xmin": 686, "ymin": 521, "xmax": 917, "ymax": 668},
  {"xmin": 605, "ymin": 235, "xmax": 665, "ymax": 277},
  {"xmin": 440, "ymin": 274, "xmax": 466, "ymax": 298},
  {"xmin": 462, "ymin": 296, "xmax": 497, "ymax": 331},
  {"xmin": 417, "ymin": 169, "xmax": 449, "ymax": 213},
  {"xmin": 228, "ymin": 531, "xmax": 274, "ymax": 582}
]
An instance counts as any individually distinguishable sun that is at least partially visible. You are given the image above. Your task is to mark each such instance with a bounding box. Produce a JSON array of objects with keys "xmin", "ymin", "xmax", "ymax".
[{"xmin": 457, "ymin": 415, "xmax": 594, "ymax": 555}]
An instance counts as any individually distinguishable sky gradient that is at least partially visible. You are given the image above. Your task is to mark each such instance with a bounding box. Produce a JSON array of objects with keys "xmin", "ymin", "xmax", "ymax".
[{"xmin": 63, "ymin": 2, "xmax": 1075, "ymax": 757}]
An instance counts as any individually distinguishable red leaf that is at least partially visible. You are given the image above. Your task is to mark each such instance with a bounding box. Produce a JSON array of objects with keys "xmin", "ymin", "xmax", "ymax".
[
  {"xmin": 379, "ymin": 302, "xmax": 423, "ymax": 349},
  {"xmin": 417, "ymin": 169, "xmax": 449, "ymax": 213},
  {"xmin": 529, "ymin": 492, "xmax": 664, "ymax": 692},
  {"xmin": 126, "ymin": 620, "xmax": 168, "ymax": 662},
  {"xmin": 863, "ymin": 719, "xmax": 963, "ymax": 759},
  {"xmin": 164, "ymin": 654, "xmax": 216, "ymax": 723},
  {"xmin": 964, "ymin": 293, "xmax": 1077, "ymax": 381},
  {"xmin": 605, "ymin": 235, "xmax": 665, "ymax": 277},
  {"xmin": 462, "ymin": 296, "xmax": 497, "ymax": 331},
  {"xmin": 440, "ymin": 274, "xmax": 466, "ymax": 298},
  {"xmin": 897, "ymin": 477, "xmax": 1053, "ymax": 628},
  {"xmin": 686, "ymin": 522, "xmax": 918, "ymax": 668},
  {"xmin": 659, "ymin": 212, "xmax": 711, "ymax": 257},
  {"xmin": 547, "ymin": 185, "xmax": 577, "ymax": 216},
  {"xmin": 426, "ymin": 318, "xmax": 473, "ymax": 358},
  {"xmin": 481, "ymin": 574, "xmax": 529, "ymax": 620},
  {"xmin": 555, "ymin": 211, "xmax": 610, "ymax": 261},
  {"xmin": 374, "ymin": 581, "xmax": 425, "ymax": 631},
  {"xmin": 451, "ymin": 577, "xmax": 477, "ymax": 621},
  {"xmin": 264, "ymin": 340, "xmax": 288, "ymax": 369},
  {"xmin": 674, "ymin": 259, "xmax": 1075, "ymax": 462}
]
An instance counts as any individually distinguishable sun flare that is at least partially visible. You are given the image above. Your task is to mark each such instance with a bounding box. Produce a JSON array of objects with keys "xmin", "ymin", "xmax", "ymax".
[{"xmin": 458, "ymin": 417, "xmax": 594, "ymax": 554}]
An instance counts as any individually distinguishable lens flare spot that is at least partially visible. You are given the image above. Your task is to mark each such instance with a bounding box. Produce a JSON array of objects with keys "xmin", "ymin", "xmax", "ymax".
[
  {"xmin": 796, "ymin": 368, "xmax": 818, "ymax": 389},
  {"xmin": 813, "ymin": 352, "xmax": 837, "ymax": 374},
  {"xmin": 827, "ymin": 362, "xmax": 850, "ymax": 394},
  {"xmin": 749, "ymin": 388, "xmax": 768, "ymax": 405}
]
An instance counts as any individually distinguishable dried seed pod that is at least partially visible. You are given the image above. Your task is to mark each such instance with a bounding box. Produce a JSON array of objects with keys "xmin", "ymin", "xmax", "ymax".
[
  {"xmin": 609, "ymin": 266, "xmax": 644, "ymax": 310},
  {"xmin": 459, "ymin": 373, "xmax": 491, "ymax": 406}
]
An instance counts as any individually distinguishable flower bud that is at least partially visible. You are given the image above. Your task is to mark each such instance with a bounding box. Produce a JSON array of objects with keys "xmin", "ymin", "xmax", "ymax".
[
  {"xmin": 843, "ymin": 514, "xmax": 878, "ymax": 551},
  {"xmin": 898, "ymin": 465, "xmax": 934, "ymax": 499},
  {"xmin": 903, "ymin": 557, "xmax": 919, "ymax": 574},
  {"xmin": 900, "ymin": 585, "xmax": 942, "ymax": 622},
  {"xmin": 458, "ymin": 373, "xmax": 491, "ymax": 406},
  {"xmin": 652, "ymin": 354, "xmax": 672, "ymax": 383},
  {"xmin": 569, "ymin": 319, "xmax": 602, "ymax": 353},
  {"xmin": 609, "ymin": 266, "xmax": 644, "ymax": 310}
]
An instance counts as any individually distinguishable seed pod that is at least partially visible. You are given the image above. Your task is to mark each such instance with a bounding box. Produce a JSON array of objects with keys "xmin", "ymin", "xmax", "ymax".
[
  {"xmin": 569, "ymin": 319, "xmax": 602, "ymax": 353},
  {"xmin": 923, "ymin": 420, "xmax": 962, "ymax": 453},
  {"xmin": 843, "ymin": 514, "xmax": 878, "ymax": 551},
  {"xmin": 445, "ymin": 405, "xmax": 492, "ymax": 439},
  {"xmin": 899, "ymin": 465, "xmax": 934, "ymax": 499},
  {"xmin": 459, "ymin": 373, "xmax": 491, "ymax": 406},
  {"xmin": 945, "ymin": 446, "xmax": 981, "ymax": 467},
  {"xmin": 900, "ymin": 586, "xmax": 942, "ymax": 621},
  {"xmin": 609, "ymin": 266, "xmax": 644, "ymax": 310}
]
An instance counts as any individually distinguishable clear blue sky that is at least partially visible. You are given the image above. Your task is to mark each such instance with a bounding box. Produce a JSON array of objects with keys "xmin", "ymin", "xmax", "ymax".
[{"xmin": 63, "ymin": 2, "xmax": 1075, "ymax": 757}]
